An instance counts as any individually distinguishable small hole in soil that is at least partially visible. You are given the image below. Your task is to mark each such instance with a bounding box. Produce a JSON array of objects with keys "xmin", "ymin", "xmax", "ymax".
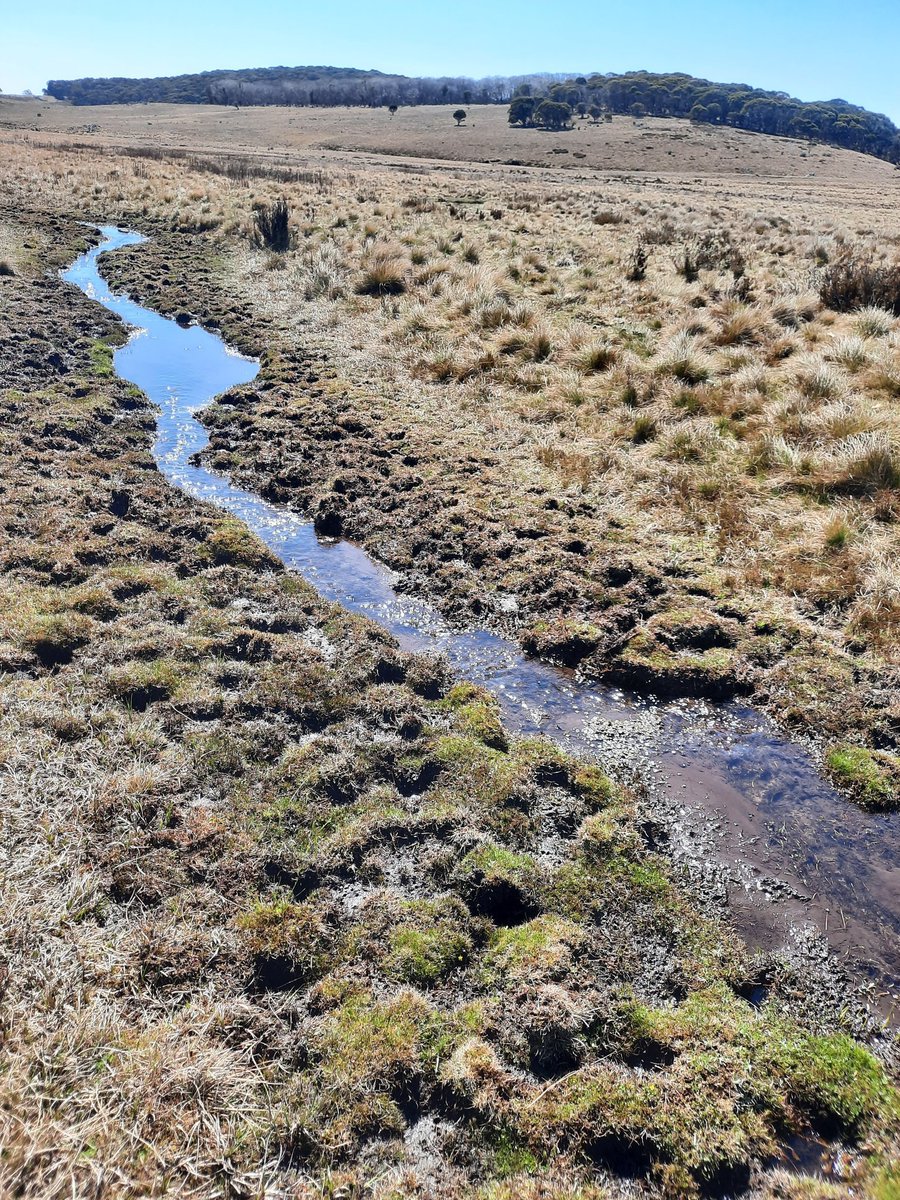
[
  {"xmin": 775, "ymin": 1131, "xmax": 841, "ymax": 1180},
  {"xmin": 734, "ymin": 969, "xmax": 773, "ymax": 1009},
  {"xmin": 36, "ymin": 646, "xmax": 75, "ymax": 669},
  {"xmin": 120, "ymin": 684, "xmax": 169, "ymax": 712},
  {"xmin": 395, "ymin": 758, "xmax": 441, "ymax": 797},
  {"xmin": 253, "ymin": 954, "xmax": 304, "ymax": 991},
  {"xmin": 395, "ymin": 1076, "xmax": 422, "ymax": 1125},
  {"xmin": 623, "ymin": 1039, "xmax": 677, "ymax": 1070},
  {"xmin": 528, "ymin": 1030, "xmax": 581, "ymax": 1079},
  {"xmin": 694, "ymin": 1158, "xmax": 752, "ymax": 1197},
  {"xmin": 464, "ymin": 880, "xmax": 539, "ymax": 926},
  {"xmin": 586, "ymin": 1133, "xmax": 655, "ymax": 1178},
  {"xmin": 263, "ymin": 859, "xmax": 319, "ymax": 900}
]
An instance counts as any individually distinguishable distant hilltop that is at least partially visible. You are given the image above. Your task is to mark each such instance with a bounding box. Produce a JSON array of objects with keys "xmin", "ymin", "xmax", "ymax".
[{"xmin": 43, "ymin": 66, "xmax": 900, "ymax": 164}]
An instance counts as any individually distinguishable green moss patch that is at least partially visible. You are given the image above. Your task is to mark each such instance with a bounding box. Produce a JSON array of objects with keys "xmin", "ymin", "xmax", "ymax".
[
  {"xmin": 381, "ymin": 896, "xmax": 474, "ymax": 986},
  {"xmin": 826, "ymin": 744, "xmax": 899, "ymax": 810},
  {"xmin": 199, "ymin": 518, "xmax": 280, "ymax": 571},
  {"xmin": 439, "ymin": 681, "xmax": 509, "ymax": 750},
  {"xmin": 480, "ymin": 914, "xmax": 585, "ymax": 986}
]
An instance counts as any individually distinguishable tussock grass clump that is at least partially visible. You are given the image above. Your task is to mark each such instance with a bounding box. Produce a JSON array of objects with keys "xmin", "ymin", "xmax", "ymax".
[
  {"xmin": 826, "ymin": 334, "xmax": 871, "ymax": 371},
  {"xmin": 850, "ymin": 553, "xmax": 900, "ymax": 648},
  {"xmin": 795, "ymin": 360, "xmax": 847, "ymax": 401},
  {"xmin": 575, "ymin": 341, "xmax": 617, "ymax": 373},
  {"xmin": 297, "ymin": 243, "xmax": 347, "ymax": 300},
  {"xmin": 772, "ymin": 291, "xmax": 820, "ymax": 328},
  {"xmin": 527, "ymin": 324, "xmax": 553, "ymax": 362},
  {"xmin": 822, "ymin": 510, "xmax": 853, "ymax": 550},
  {"xmin": 854, "ymin": 305, "xmax": 896, "ymax": 338},
  {"xmin": 820, "ymin": 255, "xmax": 900, "ymax": 315},
  {"xmin": 865, "ymin": 347, "xmax": 900, "ymax": 395},
  {"xmin": 711, "ymin": 303, "xmax": 771, "ymax": 347},
  {"xmin": 747, "ymin": 433, "xmax": 808, "ymax": 474},
  {"xmin": 253, "ymin": 197, "xmax": 292, "ymax": 252},
  {"xmin": 355, "ymin": 247, "xmax": 408, "ymax": 295},
  {"xmin": 381, "ymin": 896, "xmax": 474, "ymax": 986},
  {"xmin": 814, "ymin": 398, "xmax": 883, "ymax": 439},
  {"xmin": 836, "ymin": 432, "xmax": 900, "ymax": 492},
  {"xmin": 592, "ymin": 208, "xmax": 625, "ymax": 225},
  {"xmin": 654, "ymin": 333, "xmax": 713, "ymax": 385},
  {"xmin": 630, "ymin": 413, "xmax": 658, "ymax": 443},
  {"xmin": 474, "ymin": 293, "xmax": 515, "ymax": 329}
]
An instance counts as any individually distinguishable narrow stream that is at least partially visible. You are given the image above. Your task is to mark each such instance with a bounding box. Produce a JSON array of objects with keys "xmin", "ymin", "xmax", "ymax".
[{"xmin": 63, "ymin": 226, "xmax": 899, "ymax": 1013}]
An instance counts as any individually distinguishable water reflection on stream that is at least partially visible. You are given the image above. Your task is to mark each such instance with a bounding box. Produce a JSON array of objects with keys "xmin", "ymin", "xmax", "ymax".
[{"xmin": 63, "ymin": 226, "xmax": 899, "ymax": 1012}]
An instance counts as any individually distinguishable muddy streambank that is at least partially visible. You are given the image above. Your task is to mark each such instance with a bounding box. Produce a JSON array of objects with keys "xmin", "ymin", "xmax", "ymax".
[{"xmin": 78, "ymin": 226, "xmax": 900, "ymax": 1016}]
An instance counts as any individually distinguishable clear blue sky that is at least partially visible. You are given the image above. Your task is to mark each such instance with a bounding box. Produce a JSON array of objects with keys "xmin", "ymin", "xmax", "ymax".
[{"xmin": 3, "ymin": 0, "xmax": 899, "ymax": 122}]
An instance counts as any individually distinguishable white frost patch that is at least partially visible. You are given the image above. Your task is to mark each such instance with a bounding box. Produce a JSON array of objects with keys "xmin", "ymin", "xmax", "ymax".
[{"xmin": 302, "ymin": 627, "xmax": 337, "ymax": 662}]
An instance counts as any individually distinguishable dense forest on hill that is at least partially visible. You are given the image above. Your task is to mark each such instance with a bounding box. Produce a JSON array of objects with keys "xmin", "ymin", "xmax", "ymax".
[
  {"xmin": 43, "ymin": 64, "xmax": 900, "ymax": 162},
  {"xmin": 43, "ymin": 65, "xmax": 527, "ymax": 108},
  {"xmin": 511, "ymin": 71, "xmax": 900, "ymax": 162}
]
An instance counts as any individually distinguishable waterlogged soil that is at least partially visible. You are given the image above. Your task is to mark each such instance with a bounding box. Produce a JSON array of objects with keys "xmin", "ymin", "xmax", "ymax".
[
  {"xmin": 93, "ymin": 225, "xmax": 900, "ymax": 1013},
  {"xmin": 98, "ymin": 228, "xmax": 899, "ymax": 763},
  {"xmin": 2, "ymin": 203, "xmax": 899, "ymax": 1198}
]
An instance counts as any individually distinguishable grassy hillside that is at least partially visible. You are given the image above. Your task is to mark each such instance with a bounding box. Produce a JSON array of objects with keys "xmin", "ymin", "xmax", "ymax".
[
  {"xmin": 37, "ymin": 64, "xmax": 900, "ymax": 163},
  {"xmin": 3, "ymin": 196, "xmax": 896, "ymax": 1199},
  {"xmin": 3, "ymin": 97, "xmax": 898, "ymax": 181},
  {"xmin": 5, "ymin": 110, "xmax": 895, "ymax": 778}
]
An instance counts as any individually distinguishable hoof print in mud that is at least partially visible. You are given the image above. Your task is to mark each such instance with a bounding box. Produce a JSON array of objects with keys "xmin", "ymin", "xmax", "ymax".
[
  {"xmin": 313, "ymin": 499, "xmax": 345, "ymax": 538},
  {"xmin": 453, "ymin": 844, "xmax": 542, "ymax": 925}
]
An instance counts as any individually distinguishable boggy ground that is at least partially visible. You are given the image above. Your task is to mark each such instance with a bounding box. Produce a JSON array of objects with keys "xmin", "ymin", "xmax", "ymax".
[
  {"xmin": 2, "ymin": 209, "xmax": 900, "ymax": 1197},
  {"xmin": 90, "ymin": 189, "xmax": 900, "ymax": 811},
  {"xmin": 2, "ymin": 134, "xmax": 899, "ymax": 811}
]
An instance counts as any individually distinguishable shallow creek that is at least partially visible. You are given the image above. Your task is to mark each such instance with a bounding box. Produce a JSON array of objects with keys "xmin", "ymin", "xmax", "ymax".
[{"xmin": 63, "ymin": 226, "xmax": 899, "ymax": 1013}]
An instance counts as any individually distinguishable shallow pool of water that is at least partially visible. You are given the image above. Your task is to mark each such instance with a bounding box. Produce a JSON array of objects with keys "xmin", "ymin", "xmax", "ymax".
[{"xmin": 63, "ymin": 226, "xmax": 900, "ymax": 1011}]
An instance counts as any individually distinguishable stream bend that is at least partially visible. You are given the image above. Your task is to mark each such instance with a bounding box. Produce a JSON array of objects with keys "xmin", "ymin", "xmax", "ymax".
[{"xmin": 62, "ymin": 225, "xmax": 900, "ymax": 1011}]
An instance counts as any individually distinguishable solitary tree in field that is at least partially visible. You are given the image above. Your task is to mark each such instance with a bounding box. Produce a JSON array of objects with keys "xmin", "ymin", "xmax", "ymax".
[
  {"xmin": 388, "ymin": 104, "xmax": 398, "ymax": 117},
  {"xmin": 534, "ymin": 100, "xmax": 572, "ymax": 131},
  {"xmin": 589, "ymin": 105, "xmax": 602, "ymax": 123},
  {"xmin": 453, "ymin": 108, "xmax": 467, "ymax": 126},
  {"xmin": 508, "ymin": 96, "xmax": 536, "ymax": 127}
]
